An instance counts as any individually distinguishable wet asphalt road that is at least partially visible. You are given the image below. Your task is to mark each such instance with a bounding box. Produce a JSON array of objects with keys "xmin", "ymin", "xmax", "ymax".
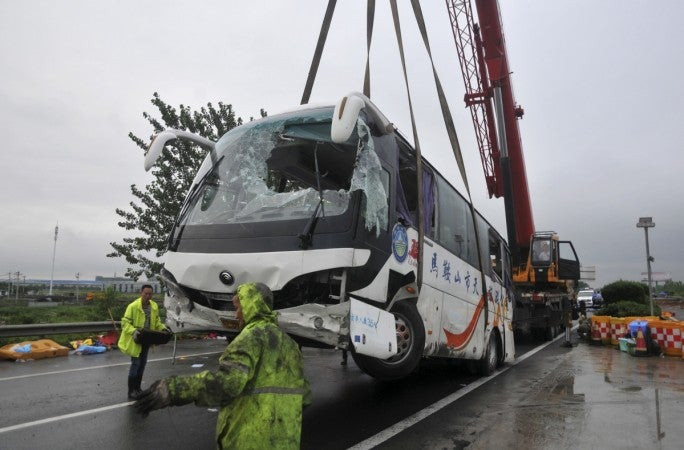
[
  {"xmin": 0, "ymin": 337, "xmax": 539, "ymax": 450},
  {"xmin": 374, "ymin": 330, "xmax": 684, "ymax": 449},
  {"xmin": 3, "ymin": 324, "xmax": 681, "ymax": 449}
]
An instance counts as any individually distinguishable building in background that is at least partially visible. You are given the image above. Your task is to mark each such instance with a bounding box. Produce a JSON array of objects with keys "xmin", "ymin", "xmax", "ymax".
[
  {"xmin": 95, "ymin": 276, "xmax": 161, "ymax": 294},
  {"xmin": 7, "ymin": 277, "xmax": 162, "ymax": 296}
]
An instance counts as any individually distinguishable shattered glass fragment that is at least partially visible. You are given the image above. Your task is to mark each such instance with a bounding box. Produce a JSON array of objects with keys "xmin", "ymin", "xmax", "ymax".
[{"xmin": 349, "ymin": 118, "xmax": 389, "ymax": 236}]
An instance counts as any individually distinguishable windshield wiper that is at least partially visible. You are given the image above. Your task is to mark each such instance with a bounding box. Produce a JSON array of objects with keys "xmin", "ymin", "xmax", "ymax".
[
  {"xmin": 168, "ymin": 155, "xmax": 225, "ymax": 251},
  {"xmin": 314, "ymin": 143, "xmax": 326, "ymax": 218},
  {"xmin": 298, "ymin": 143, "xmax": 326, "ymax": 249},
  {"xmin": 298, "ymin": 199, "xmax": 322, "ymax": 249}
]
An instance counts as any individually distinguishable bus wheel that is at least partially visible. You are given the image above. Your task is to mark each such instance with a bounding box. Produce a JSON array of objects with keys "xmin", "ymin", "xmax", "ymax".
[
  {"xmin": 544, "ymin": 325, "xmax": 557, "ymax": 341},
  {"xmin": 478, "ymin": 332, "xmax": 499, "ymax": 376},
  {"xmin": 351, "ymin": 302, "xmax": 425, "ymax": 381}
]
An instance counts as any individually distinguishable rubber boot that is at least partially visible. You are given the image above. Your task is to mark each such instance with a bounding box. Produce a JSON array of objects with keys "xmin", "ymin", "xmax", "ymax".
[
  {"xmin": 134, "ymin": 375, "xmax": 144, "ymax": 396},
  {"xmin": 128, "ymin": 376, "xmax": 139, "ymax": 400}
]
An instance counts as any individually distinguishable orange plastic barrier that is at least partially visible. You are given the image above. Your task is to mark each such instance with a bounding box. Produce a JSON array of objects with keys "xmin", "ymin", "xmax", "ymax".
[
  {"xmin": 610, "ymin": 317, "xmax": 629, "ymax": 346},
  {"xmin": 649, "ymin": 320, "xmax": 682, "ymax": 357},
  {"xmin": 0, "ymin": 339, "xmax": 69, "ymax": 361},
  {"xmin": 591, "ymin": 316, "xmax": 612, "ymax": 345}
]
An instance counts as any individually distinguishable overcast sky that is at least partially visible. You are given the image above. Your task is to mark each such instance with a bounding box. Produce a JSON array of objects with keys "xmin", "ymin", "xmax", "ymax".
[{"xmin": 1, "ymin": 0, "xmax": 682, "ymax": 288}]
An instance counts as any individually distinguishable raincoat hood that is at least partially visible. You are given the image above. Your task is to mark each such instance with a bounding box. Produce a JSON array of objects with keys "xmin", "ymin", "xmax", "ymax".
[{"xmin": 236, "ymin": 282, "xmax": 277, "ymax": 325}]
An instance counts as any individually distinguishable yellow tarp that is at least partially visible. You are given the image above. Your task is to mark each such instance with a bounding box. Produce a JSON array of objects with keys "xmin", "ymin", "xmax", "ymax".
[{"xmin": 0, "ymin": 339, "xmax": 69, "ymax": 361}]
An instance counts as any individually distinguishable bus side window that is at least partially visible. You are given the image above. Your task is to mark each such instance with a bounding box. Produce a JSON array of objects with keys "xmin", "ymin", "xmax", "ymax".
[
  {"xmin": 436, "ymin": 176, "xmax": 468, "ymax": 257},
  {"xmin": 428, "ymin": 196, "xmax": 437, "ymax": 240},
  {"xmin": 396, "ymin": 144, "xmax": 435, "ymax": 238},
  {"xmin": 464, "ymin": 207, "xmax": 478, "ymax": 268},
  {"xmin": 489, "ymin": 233, "xmax": 502, "ymax": 280}
]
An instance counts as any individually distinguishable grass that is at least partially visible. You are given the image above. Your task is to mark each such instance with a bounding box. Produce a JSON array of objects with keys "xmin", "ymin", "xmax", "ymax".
[{"xmin": 0, "ymin": 298, "xmax": 167, "ymax": 348}]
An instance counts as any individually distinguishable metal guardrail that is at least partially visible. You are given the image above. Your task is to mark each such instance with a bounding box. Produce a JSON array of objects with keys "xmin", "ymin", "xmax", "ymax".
[{"xmin": 0, "ymin": 321, "xmax": 120, "ymax": 338}]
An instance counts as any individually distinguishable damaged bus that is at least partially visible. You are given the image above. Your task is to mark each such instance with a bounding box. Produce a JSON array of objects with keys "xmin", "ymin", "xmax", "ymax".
[{"xmin": 145, "ymin": 93, "xmax": 515, "ymax": 380}]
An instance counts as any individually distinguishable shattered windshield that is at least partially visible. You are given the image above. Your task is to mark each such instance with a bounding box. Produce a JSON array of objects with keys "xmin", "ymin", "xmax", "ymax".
[{"xmin": 179, "ymin": 107, "xmax": 388, "ymax": 234}]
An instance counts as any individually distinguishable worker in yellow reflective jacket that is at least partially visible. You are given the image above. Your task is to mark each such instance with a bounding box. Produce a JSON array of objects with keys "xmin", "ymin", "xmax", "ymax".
[
  {"xmin": 118, "ymin": 284, "xmax": 167, "ymax": 400},
  {"xmin": 135, "ymin": 282, "xmax": 311, "ymax": 449}
]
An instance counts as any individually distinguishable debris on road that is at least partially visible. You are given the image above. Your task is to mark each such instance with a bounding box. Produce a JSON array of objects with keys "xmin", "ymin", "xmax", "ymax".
[
  {"xmin": 73, "ymin": 344, "xmax": 107, "ymax": 355},
  {"xmin": 0, "ymin": 339, "xmax": 69, "ymax": 361}
]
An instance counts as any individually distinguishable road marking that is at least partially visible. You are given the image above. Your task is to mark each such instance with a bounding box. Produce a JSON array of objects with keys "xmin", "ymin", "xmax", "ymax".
[
  {"xmin": 349, "ymin": 329, "xmax": 575, "ymax": 450},
  {"xmin": 0, "ymin": 330, "xmax": 577, "ymax": 437},
  {"xmin": 0, "ymin": 350, "xmax": 222, "ymax": 382},
  {"xmin": 0, "ymin": 402, "xmax": 134, "ymax": 434}
]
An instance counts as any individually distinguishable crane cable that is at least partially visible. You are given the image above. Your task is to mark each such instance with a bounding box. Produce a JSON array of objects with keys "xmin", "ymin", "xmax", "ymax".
[
  {"xmin": 300, "ymin": 0, "xmax": 426, "ymax": 289},
  {"xmin": 405, "ymin": 0, "xmax": 489, "ymax": 325},
  {"xmin": 301, "ymin": 1, "xmax": 376, "ymax": 103},
  {"xmin": 389, "ymin": 0, "xmax": 424, "ymax": 289},
  {"xmin": 363, "ymin": 1, "xmax": 376, "ymax": 98},
  {"xmin": 299, "ymin": 1, "xmax": 489, "ymax": 318},
  {"xmin": 301, "ymin": 0, "xmax": 337, "ymax": 105}
]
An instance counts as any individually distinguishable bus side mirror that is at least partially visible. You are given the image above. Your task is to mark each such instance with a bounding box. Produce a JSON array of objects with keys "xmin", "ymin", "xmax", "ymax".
[
  {"xmin": 145, "ymin": 130, "xmax": 179, "ymax": 171},
  {"xmin": 145, "ymin": 129, "xmax": 217, "ymax": 171},
  {"xmin": 331, "ymin": 92, "xmax": 393, "ymax": 144}
]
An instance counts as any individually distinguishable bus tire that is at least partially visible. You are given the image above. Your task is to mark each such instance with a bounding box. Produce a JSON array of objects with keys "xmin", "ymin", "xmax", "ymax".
[
  {"xmin": 351, "ymin": 301, "xmax": 425, "ymax": 381},
  {"xmin": 478, "ymin": 331, "xmax": 500, "ymax": 376},
  {"xmin": 544, "ymin": 325, "xmax": 557, "ymax": 341}
]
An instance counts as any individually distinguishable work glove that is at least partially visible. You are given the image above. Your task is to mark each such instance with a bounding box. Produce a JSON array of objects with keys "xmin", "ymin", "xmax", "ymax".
[
  {"xmin": 132, "ymin": 329, "xmax": 141, "ymax": 344},
  {"xmin": 134, "ymin": 379, "xmax": 171, "ymax": 417}
]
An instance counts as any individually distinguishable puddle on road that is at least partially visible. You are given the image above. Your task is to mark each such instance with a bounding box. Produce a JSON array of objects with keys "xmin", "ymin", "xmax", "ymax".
[
  {"xmin": 570, "ymin": 343, "xmax": 684, "ymax": 446},
  {"xmin": 409, "ymin": 337, "xmax": 684, "ymax": 450},
  {"xmin": 502, "ymin": 343, "xmax": 683, "ymax": 448},
  {"xmin": 509, "ymin": 370, "xmax": 586, "ymax": 448}
]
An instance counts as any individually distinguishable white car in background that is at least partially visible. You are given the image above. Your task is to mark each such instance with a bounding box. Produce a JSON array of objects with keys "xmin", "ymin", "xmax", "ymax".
[{"xmin": 577, "ymin": 289, "xmax": 595, "ymax": 308}]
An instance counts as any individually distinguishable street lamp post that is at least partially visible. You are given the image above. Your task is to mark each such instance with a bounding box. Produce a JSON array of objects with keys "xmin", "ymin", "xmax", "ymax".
[
  {"xmin": 636, "ymin": 217, "xmax": 655, "ymax": 316},
  {"xmin": 49, "ymin": 223, "xmax": 59, "ymax": 296}
]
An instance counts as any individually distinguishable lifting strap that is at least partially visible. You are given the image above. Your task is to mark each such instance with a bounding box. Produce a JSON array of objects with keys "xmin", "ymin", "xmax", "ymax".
[
  {"xmin": 301, "ymin": 1, "xmax": 488, "ymax": 308},
  {"xmin": 389, "ymin": 0, "xmax": 424, "ymax": 288},
  {"xmin": 302, "ymin": 0, "xmax": 376, "ymax": 103},
  {"xmin": 363, "ymin": 0, "xmax": 376, "ymax": 98},
  {"xmin": 301, "ymin": 0, "xmax": 337, "ymax": 105},
  {"xmin": 407, "ymin": 0, "xmax": 489, "ymax": 322}
]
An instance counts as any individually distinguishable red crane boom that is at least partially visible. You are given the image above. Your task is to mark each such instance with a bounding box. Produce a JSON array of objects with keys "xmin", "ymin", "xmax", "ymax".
[
  {"xmin": 447, "ymin": 0, "xmax": 581, "ymax": 339},
  {"xmin": 446, "ymin": 0, "xmax": 534, "ymax": 252}
]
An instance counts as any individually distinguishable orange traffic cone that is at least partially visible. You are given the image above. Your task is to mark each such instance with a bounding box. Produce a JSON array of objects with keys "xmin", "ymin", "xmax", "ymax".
[{"xmin": 634, "ymin": 328, "xmax": 648, "ymax": 356}]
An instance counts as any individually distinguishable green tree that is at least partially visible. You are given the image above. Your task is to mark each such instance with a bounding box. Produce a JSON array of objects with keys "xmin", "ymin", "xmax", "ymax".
[
  {"xmin": 108, "ymin": 93, "xmax": 264, "ymax": 280},
  {"xmin": 94, "ymin": 286, "xmax": 120, "ymax": 321},
  {"xmin": 601, "ymin": 280, "xmax": 648, "ymax": 305},
  {"xmin": 597, "ymin": 300, "xmax": 660, "ymax": 317},
  {"xmin": 662, "ymin": 280, "xmax": 684, "ymax": 296}
]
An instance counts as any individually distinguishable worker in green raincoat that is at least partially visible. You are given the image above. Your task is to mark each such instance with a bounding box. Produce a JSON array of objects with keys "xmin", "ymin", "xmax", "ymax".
[{"xmin": 135, "ymin": 282, "xmax": 311, "ymax": 449}]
